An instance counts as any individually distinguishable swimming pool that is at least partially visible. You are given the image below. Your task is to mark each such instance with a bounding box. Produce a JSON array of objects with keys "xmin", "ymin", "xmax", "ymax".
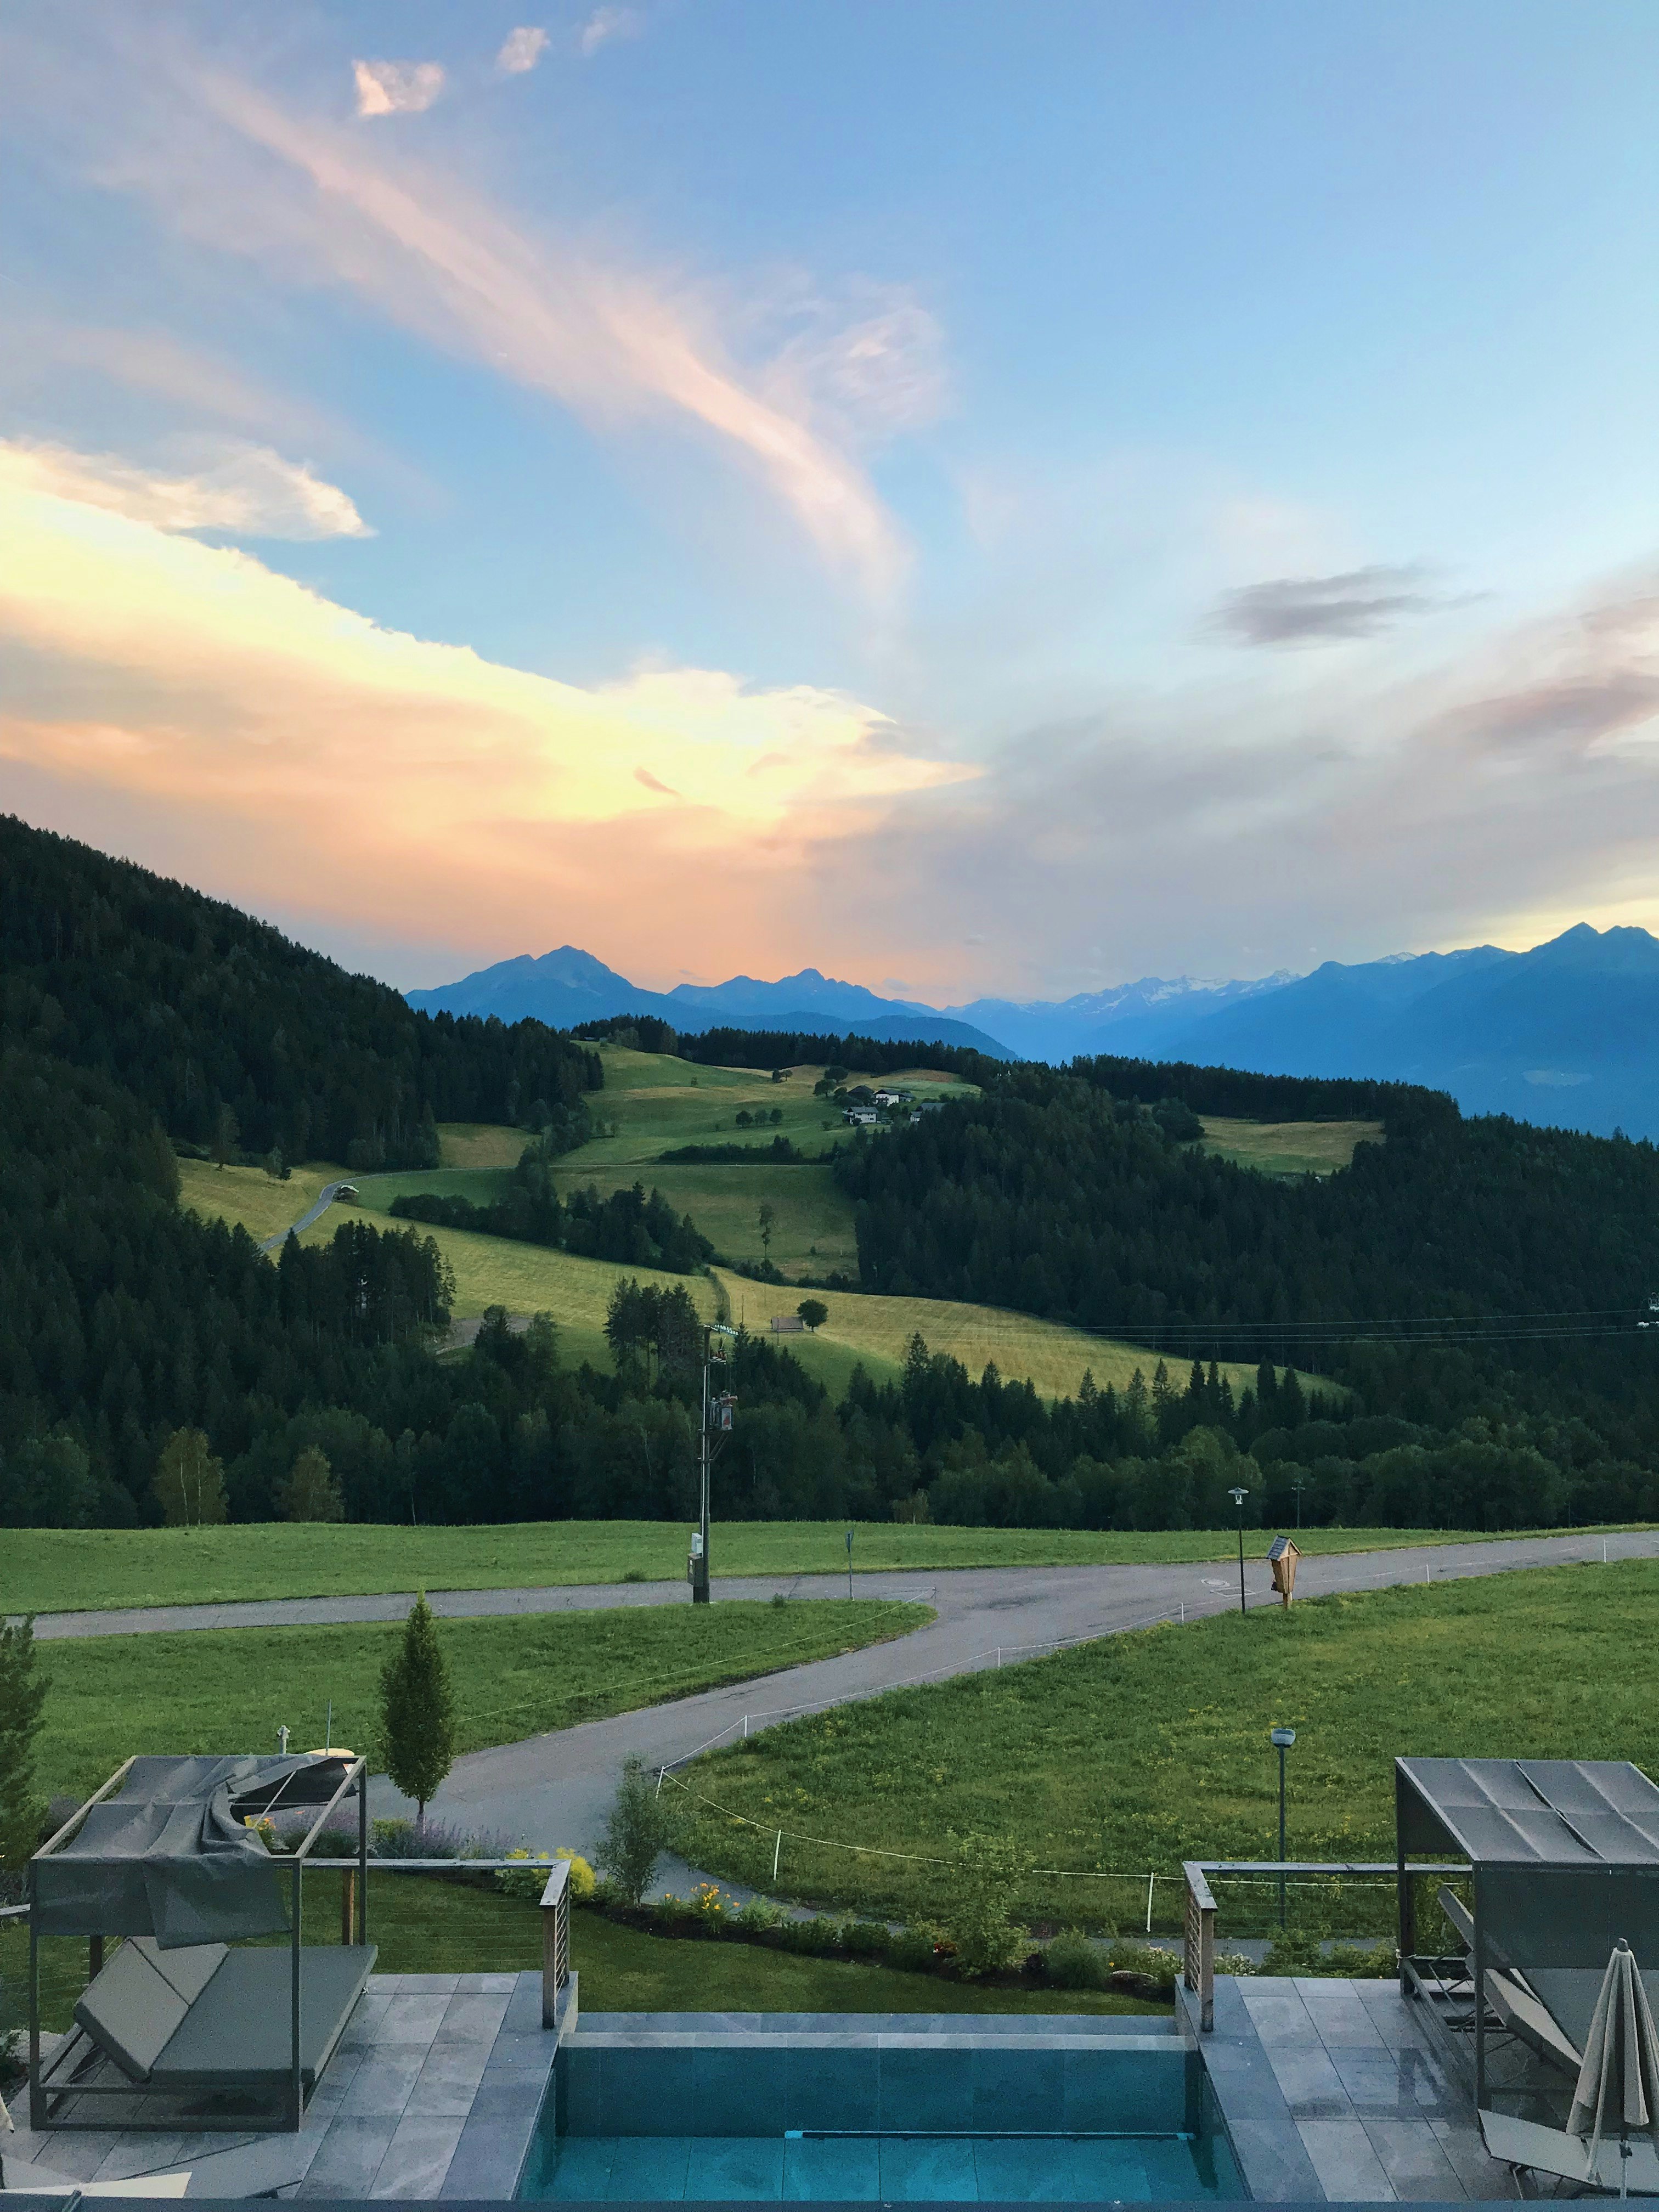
[{"xmin": 517, "ymin": 2015, "xmax": 1246, "ymax": 2202}]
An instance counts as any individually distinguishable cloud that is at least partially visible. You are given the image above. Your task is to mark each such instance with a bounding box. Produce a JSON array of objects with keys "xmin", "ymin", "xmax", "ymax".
[
  {"xmin": 353, "ymin": 60, "xmax": 445, "ymax": 119},
  {"xmin": 84, "ymin": 54, "xmax": 909, "ymax": 596},
  {"xmin": 760, "ymin": 283, "xmax": 948, "ymax": 448},
  {"xmin": 0, "ymin": 457, "xmax": 971, "ymax": 985},
  {"xmin": 1215, "ymin": 564, "xmax": 1446, "ymax": 646},
  {"xmin": 0, "ymin": 439, "xmax": 371, "ymax": 540},
  {"xmin": 496, "ymin": 27, "xmax": 549, "ymax": 75},
  {"xmin": 579, "ymin": 8, "xmax": 642, "ymax": 57}
]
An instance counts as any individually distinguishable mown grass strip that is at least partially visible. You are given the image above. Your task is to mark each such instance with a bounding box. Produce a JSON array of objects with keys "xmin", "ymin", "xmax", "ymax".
[{"xmin": 30, "ymin": 1600, "xmax": 930, "ymax": 1802}]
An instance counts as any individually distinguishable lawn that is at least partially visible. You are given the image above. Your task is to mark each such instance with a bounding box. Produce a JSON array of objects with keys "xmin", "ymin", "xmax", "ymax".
[
  {"xmin": 1199, "ymin": 1118, "xmax": 1384, "ymax": 1178},
  {"xmin": 4, "ymin": 1883, "xmax": 1160, "ymax": 2036},
  {"xmin": 177, "ymin": 1156, "xmax": 338, "ymax": 1245},
  {"xmin": 672, "ymin": 1555, "xmax": 1659, "ymax": 1939},
  {"xmin": 27, "ymin": 1600, "xmax": 930, "ymax": 1802},
  {"xmin": 2, "ymin": 1521, "xmax": 1547, "ymax": 1617}
]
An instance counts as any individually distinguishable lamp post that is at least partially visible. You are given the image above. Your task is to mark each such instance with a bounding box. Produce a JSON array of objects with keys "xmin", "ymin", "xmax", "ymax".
[
  {"xmin": 1290, "ymin": 1477, "xmax": 1308, "ymax": 1530},
  {"xmin": 1228, "ymin": 1486, "xmax": 1249, "ymax": 1616},
  {"xmin": 845, "ymin": 1527, "xmax": 854, "ymax": 1600},
  {"xmin": 692, "ymin": 1324, "xmax": 738, "ymax": 1605},
  {"xmin": 1270, "ymin": 1726, "xmax": 1296, "ymax": 1927}
]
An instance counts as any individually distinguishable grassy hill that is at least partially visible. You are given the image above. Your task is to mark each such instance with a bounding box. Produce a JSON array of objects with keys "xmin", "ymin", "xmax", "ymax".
[
  {"xmin": 180, "ymin": 1140, "xmax": 1312, "ymax": 1401},
  {"xmin": 1198, "ymin": 1116, "xmax": 1384, "ymax": 1177}
]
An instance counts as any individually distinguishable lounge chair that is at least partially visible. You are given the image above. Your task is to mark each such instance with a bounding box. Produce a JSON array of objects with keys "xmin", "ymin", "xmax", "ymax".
[
  {"xmin": 1437, "ymin": 1884, "xmax": 1586, "ymax": 2077},
  {"xmin": 1480, "ymin": 2107, "xmax": 1659, "ymax": 2193}
]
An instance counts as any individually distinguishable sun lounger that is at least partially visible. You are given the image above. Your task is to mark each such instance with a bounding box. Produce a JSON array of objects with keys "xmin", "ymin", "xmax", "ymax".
[
  {"xmin": 66, "ymin": 1939, "xmax": 375, "ymax": 2096},
  {"xmin": 1480, "ymin": 2106, "xmax": 1659, "ymax": 2193}
]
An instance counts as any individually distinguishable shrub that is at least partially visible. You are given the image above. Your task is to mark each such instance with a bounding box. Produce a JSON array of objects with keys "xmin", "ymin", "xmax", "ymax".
[
  {"xmin": 943, "ymin": 1831, "xmax": 1030, "ymax": 1976},
  {"xmin": 1259, "ymin": 1927, "xmax": 1394, "ymax": 1977},
  {"xmin": 495, "ymin": 1847, "xmax": 596, "ymax": 1903},
  {"xmin": 598, "ymin": 1756, "xmax": 673, "ymax": 1904},
  {"xmin": 842, "ymin": 1918, "xmax": 890, "ymax": 1959},
  {"xmin": 1043, "ymin": 1928, "xmax": 1110, "ymax": 1990},
  {"xmin": 1214, "ymin": 1951, "xmax": 1259, "ymax": 1976},
  {"xmin": 735, "ymin": 1895, "xmax": 785, "ymax": 1934},
  {"xmin": 887, "ymin": 1928, "xmax": 943, "ymax": 1974},
  {"xmin": 1107, "ymin": 1940, "xmax": 1180, "ymax": 1992}
]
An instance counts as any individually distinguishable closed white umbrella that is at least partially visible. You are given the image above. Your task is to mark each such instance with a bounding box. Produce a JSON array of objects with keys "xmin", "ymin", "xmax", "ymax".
[{"xmin": 1567, "ymin": 1940, "xmax": 1659, "ymax": 2195}]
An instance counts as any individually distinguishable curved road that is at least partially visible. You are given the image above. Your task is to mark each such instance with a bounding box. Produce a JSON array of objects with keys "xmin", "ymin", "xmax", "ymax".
[
  {"xmin": 33, "ymin": 1530, "xmax": 1659, "ymax": 1859},
  {"xmin": 259, "ymin": 1180, "xmax": 347, "ymax": 1252}
]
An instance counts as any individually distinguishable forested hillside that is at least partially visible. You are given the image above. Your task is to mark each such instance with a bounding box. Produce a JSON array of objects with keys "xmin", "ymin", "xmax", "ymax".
[
  {"xmin": 8, "ymin": 816, "xmax": 1659, "ymax": 1538},
  {"xmin": 0, "ymin": 817, "xmax": 601, "ymax": 1169}
]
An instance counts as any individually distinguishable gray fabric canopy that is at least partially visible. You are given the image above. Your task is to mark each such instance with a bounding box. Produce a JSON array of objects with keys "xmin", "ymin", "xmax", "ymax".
[
  {"xmin": 32, "ymin": 1754, "xmax": 356, "ymax": 1946},
  {"xmin": 1398, "ymin": 1758, "xmax": 1659, "ymax": 1977}
]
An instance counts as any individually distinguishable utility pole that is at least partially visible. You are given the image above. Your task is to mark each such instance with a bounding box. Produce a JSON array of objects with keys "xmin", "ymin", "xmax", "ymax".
[{"xmin": 691, "ymin": 1324, "xmax": 737, "ymax": 1605}]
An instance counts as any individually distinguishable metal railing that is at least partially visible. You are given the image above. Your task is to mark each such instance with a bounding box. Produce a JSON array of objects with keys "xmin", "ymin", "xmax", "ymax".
[{"xmin": 1182, "ymin": 1859, "xmax": 1468, "ymax": 2032}]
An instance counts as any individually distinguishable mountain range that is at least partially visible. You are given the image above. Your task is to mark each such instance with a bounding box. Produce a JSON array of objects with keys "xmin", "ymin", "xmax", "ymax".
[{"xmin": 408, "ymin": 923, "xmax": 1659, "ymax": 1139}]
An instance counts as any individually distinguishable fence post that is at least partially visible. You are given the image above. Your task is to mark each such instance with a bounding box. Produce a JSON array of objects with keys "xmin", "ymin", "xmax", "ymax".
[
  {"xmin": 540, "ymin": 1859, "xmax": 571, "ymax": 2029},
  {"xmin": 1183, "ymin": 1863, "xmax": 1216, "ymax": 2034}
]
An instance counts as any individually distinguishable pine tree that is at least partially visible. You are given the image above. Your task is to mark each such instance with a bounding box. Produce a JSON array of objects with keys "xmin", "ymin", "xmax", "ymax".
[
  {"xmin": 0, "ymin": 1617, "xmax": 49, "ymax": 1870},
  {"xmin": 378, "ymin": 1594, "xmax": 456, "ymax": 1829}
]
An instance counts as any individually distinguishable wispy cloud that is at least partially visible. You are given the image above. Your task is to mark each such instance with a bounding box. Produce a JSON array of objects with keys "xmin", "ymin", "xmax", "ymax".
[
  {"xmin": 64, "ymin": 47, "xmax": 911, "ymax": 596},
  {"xmin": 352, "ymin": 60, "xmax": 445, "ymax": 119},
  {"xmin": 1214, "ymin": 563, "xmax": 1447, "ymax": 646},
  {"xmin": 496, "ymin": 27, "xmax": 549, "ymax": 75},
  {"xmin": 579, "ymin": 8, "xmax": 642, "ymax": 57},
  {"xmin": 0, "ymin": 438, "xmax": 371, "ymax": 539}
]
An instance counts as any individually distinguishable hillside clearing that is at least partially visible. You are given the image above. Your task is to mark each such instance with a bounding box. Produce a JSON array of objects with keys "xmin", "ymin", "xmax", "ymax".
[
  {"xmin": 673, "ymin": 1556, "xmax": 1658, "ymax": 1934},
  {"xmin": 1199, "ymin": 1116, "xmax": 1384, "ymax": 1177},
  {"xmin": 4, "ymin": 1520, "xmax": 1606, "ymax": 1616}
]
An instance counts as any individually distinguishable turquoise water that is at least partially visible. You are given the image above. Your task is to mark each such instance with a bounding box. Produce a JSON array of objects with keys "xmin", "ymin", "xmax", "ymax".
[
  {"xmin": 531, "ymin": 2130, "xmax": 1242, "ymax": 2201},
  {"xmin": 518, "ymin": 2030, "xmax": 1245, "ymax": 2202}
]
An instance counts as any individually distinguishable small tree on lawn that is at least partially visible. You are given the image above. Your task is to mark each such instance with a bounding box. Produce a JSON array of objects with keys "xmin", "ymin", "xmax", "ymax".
[
  {"xmin": 211, "ymin": 1105, "xmax": 240, "ymax": 1170},
  {"xmin": 153, "ymin": 1428, "xmax": 228, "ymax": 1527},
  {"xmin": 944, "ymin": 1830, "xmax": 1031, "ymax": 1976},
  {"xmin": 379, "ymin": 1594, "xmax": 456, "ymax": 1830},
  {"xmin": 757, "ymin": 1201, "xmax": 776, "ymax": 1262},
  {"xmin": 796, "ymin": 1299, "xmax": 828, "ymax": 1333},
  {"xmin": 597, "ymin": 1754, "xmax": 672, "ymax": 1904},
  {"xmin": 276, "ymin": 1446, "xmax": 345, "ymax": 1523},
  {"xmin": 0, "ymin": 1616, "xmax": 49, "ymax": 1871}
]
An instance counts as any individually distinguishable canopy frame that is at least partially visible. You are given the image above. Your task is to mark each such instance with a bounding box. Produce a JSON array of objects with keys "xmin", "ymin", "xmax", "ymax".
[
  {"xmin": 1396, "ymin": 1757, "xmax": 1659, "ymax": 2110},
  {"xmin": 29, "ymin": 1753, "xmax": 370, "ymax": 2134}
]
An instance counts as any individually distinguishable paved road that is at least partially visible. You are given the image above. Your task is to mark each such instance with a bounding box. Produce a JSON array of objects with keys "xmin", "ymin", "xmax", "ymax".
[
  {"xmin": 365, "ymin": 1529, "xmax": 1659, "ymax": 1857},
  {"xmin": 259, "ymin": 1180, "xmax": 347, "ymax": 1252},
  {"xmin": 30, "ymin": 1531, "xmax": 1658, "ymax": 1866}
]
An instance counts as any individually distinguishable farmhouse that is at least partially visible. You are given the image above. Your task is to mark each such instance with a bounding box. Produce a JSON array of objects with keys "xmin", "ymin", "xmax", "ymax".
[
  {"xmin": 843, "ymin": 1106, "xmax": 880, "ymax": 1126},
  {"xmin": 873, "ymin": 1088, "xmax": 913, "ymax": 1108}
]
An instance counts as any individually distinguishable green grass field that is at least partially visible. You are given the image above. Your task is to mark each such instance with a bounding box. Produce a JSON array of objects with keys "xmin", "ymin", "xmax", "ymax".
[
  {"xmin": 673, "ymin": 1556, "xmax": 1659, "ymax": 1937},
  {"xmin": 1199, "ymin": 1117, "xmax": 1384, "ymax": 1177},
  {"xmin": 5, "ymin": 1883, "xmax": 1159, "ymax": 2036},
  {"xmin": 4, "ymin": 1520, "xmax": 1551, "ymax": 1617},
  {"xmin": 29, "ymin": 1600, "xmax": 929, "ymax": 1802}
]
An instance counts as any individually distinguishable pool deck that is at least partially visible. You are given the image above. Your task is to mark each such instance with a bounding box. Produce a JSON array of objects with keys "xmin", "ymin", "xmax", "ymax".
[
  {"xmin": 1180, "ymin": 1974, "xmax": 1520, "ymax": 2202},
  {"xmin": 2, "ymin": 1970, "xmax": 564, "ymax": 2200}
]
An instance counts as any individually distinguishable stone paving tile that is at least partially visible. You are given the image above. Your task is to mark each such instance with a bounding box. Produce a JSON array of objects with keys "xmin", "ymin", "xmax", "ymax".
[
  {"xmin": 1432, "ymin": 2117, "xmax": 1522, "ymax": 2200},
  {"xmin": 337, "ymin": 2043, "xmax": 430, "ymax": 2119},
  {"xmin": 437, "ymin": 1990, "xmax": 512, "ymax": 2042},
  {"xmin": 1362, "ymin": 2115, "xmax": 1470, "ymax": 2201},
  {"xmin": 1262, "ymin": 2038, "xmax": 1355, "ymax": 2118},
  {"xmin": 1299, "ymin": 2117, "xmax": 1398, "ymax": 2201},
  {"xmin": 296, "ymin": 2114, "xmax": 398, "ymax": 2199},
  {"xmin": 369, "ymin": 2112, "xmax": 465, "ymax": 2198},
  {"xmin": 376, "ymin": 1991, "xmax": 456, "ymax": 2044},
  {"xmin": 1294, "ymin": 1979, "xmax": 1390, "ymax": 2047},
  {"xmin": 410, "ymin": 2038, "xmax": 494, "ymax": 2119}
]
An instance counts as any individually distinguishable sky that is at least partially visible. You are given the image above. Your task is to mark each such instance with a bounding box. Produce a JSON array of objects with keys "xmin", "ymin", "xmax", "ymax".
[{"xmin": 5, "ymin": 1, "xmax": 1659, "ymax": 1005}]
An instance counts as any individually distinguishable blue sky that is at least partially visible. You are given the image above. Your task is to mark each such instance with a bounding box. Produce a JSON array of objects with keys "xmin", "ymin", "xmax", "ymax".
[{"xmin": 4, "ymin": 1, "xmax": 1659, "ymax": 1001}]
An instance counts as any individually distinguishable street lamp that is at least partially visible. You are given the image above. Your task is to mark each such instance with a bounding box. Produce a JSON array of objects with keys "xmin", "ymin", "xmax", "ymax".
[
  {"xmin": 691, "ymin": 1324, "xmax": 738, "ymax": 1605},
  {"xmin": 1270, "ymin": 1726, "xmax": 1296, "ymax": 1927},
  {"xmin": 1290, "ymin": 1476, "xmax": 1308, "ymax": 1530},
  {"xmin": 1228, "ymin": 1487, "xmax": 1249, "ymax": 1616}
]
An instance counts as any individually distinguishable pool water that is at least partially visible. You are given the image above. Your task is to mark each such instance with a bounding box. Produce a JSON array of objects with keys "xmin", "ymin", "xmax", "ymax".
[
  {"xmin": 532, "ymin": 2131, "xmax": 1240, "ymax": 2202},
  {"xmin": 518, "ymin": 2019, "xmax": 1245, "ymax": 2204}
]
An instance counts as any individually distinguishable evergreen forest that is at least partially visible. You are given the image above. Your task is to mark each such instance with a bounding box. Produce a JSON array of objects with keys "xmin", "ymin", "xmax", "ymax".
[{"xmin": 5, "ymin": 814, "xmax": 1659, "ymax": 1537}]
